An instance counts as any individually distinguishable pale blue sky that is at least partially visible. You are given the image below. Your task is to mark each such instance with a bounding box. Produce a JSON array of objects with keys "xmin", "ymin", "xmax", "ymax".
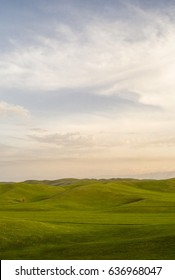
[{"xmin": 1, "ymin": 0, "xmax": 175, "ymax": 181}]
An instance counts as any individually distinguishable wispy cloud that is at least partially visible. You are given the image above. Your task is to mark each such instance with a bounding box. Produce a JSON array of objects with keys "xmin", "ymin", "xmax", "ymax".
[
  {"xmin": 0, "ymin": 101, "xmax": 29, "ymax": 117},
  {"xmin": 0, "ymin": 7, "xmax": 175, "ymax": 111},
  {"xmin": 29, "ymin": 132, "xmax": 94, "ymax": 148}
]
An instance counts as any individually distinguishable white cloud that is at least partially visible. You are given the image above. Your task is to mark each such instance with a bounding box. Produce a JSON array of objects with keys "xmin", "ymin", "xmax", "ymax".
[
  {"xmin": 0, "ymin": 101, "xmax": 29, "ymax": 117},
  {"xmin": 0, "ymin": 7, "xmax": 175, "ymax": 111}
]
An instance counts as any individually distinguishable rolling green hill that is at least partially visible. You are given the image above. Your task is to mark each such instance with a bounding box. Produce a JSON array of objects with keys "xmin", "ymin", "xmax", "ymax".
[{"xmin": 0, "ymin": 178, "xmax": 175, "ymax": 259}]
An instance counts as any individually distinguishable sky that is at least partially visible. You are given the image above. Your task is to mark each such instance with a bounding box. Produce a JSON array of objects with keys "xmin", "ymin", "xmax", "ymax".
[{"xmin": 1, "ymin": 0, "xmax": 175, "ymax": 181}]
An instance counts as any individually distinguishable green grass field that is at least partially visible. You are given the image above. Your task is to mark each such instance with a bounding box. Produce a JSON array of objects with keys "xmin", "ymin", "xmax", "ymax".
[{"xmin": 0, "ymin": 178, "xmax": 175, "ymax": 259}]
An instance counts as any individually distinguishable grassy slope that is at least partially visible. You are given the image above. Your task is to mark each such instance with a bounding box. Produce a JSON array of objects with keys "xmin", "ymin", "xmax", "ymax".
[{"xmin": 0, "ymin": 178, "xmax": 175, "ymax": 259}]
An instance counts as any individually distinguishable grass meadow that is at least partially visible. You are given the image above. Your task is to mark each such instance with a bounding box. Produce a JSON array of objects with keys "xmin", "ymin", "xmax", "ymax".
[{"xmin": 0, "ymin": 178, "xmax": 175, "ymax": 259}]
